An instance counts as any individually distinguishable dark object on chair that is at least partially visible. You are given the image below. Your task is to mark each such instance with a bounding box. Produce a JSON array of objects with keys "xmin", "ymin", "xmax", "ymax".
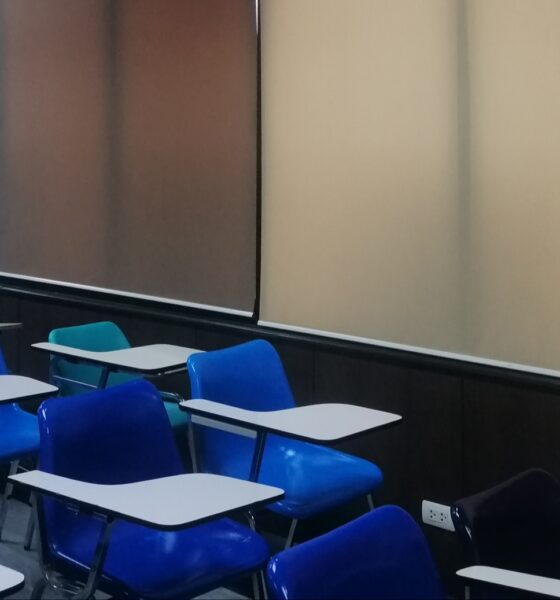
[{"xmin": 452, "ymin": 468, "xmax": 560, "ymax": 597}]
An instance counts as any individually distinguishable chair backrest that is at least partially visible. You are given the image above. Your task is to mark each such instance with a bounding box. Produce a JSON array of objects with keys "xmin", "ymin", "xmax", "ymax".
[
  {"xmin": 451, "ymin": 468, "xmax": 560, "ymax": 579},
  {"xmin": 187, "ymin": 340, "xmax": 296, "ymax": 477},
  {"xmin": 49, "ymin": 321, "xmax": 136, "ymax": 395},
  {"xmin": 37, "ymin": 380, "xmax": 184, "ymax": 556},
  {"xmin": 38, "ymin": 379, "xmax": 182, "ymax": 482},
  {"xmin": 266, "ymin": 505, "xmax": 445, "ymax": 600},
  {"xmin": 0, "ymin": 343, "xmax": 28, "ymax": 421}
]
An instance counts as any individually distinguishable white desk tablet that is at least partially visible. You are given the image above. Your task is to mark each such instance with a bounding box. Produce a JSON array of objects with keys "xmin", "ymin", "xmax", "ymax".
[
  {"xmin": 10, "ymin": 471, "xmax": 284, "ymax": 530},
  {"xmin": 181, "ymin": 399, "xmax": 402, "ymax": 481},
  {"xmin": 0, "ymin": 565, "xmax": 24, "ymax": 597},
  {"xmin": 0, "ymin": 375, "xmax": 58, "ymax": 404},
  {"xmin": 181, "ymin": 399, "xmax": 402, "ymax": 443},
  {"xmin": 32, "ymin": 343, "xmax": 201, "ymax": 376},
  {"xmin": 457, "ymin": 566, "xmax": 560, "ymax": 598},
  {"xmin": 0, "ymin": 323, "xmax": 22, "ymax": 332}
]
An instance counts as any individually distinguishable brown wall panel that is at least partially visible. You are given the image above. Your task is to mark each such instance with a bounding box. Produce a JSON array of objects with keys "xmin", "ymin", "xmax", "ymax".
[
  {"xmin": 463, "ymin": 378, "xmax": 560, "ymax": 495},
  {"xmin": 314, "ymin": 350, "xmax": 463, "ymax": 513},
  {"xmin": 0, "ymin": 0, "xmax": 257, "ymax": 312},
  {"xmin": 0, "ymin": 294, "xmax": 20, "ymax": 371},
  {"xmin": 0, "ymin": 0, "xmax": 111, "ymax": 285},
  {"xmin": 112, "ymin": 0, "xmax": 257, "ymax": 308}
]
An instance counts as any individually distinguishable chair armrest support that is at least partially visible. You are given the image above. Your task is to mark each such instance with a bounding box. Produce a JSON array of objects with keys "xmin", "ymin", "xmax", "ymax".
[{"xmin": 160, "ymin": 390, "xmax": 183, "ymax": 404}]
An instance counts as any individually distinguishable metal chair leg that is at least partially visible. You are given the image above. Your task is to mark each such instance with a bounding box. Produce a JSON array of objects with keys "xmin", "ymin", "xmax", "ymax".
[
  {"xmin": 31, "ymin": 577, "xmax": 46, "ymax": 600},
  {"xmin": 24, "ymin": 507, "xmax": 35, "ymax": 550},
  {"xmin": 367, "ymin": 493, "xmax": 375, "ymax": 511},
  {"xmin": 285, "ymin": 518, "xmax": 298, "ymax": 549},
  {"xmin": 246, "ymin": 510, "xmax": 256, "ymax": 532},
  {"xmin": 252, "ymin": 572, "xmax": 261, "ymax": 600},
  {"xmin": 0, "ymin": 460, "xmax": 19, "ymax": 540},
  {"xmin": 42, "ymin": 570, "xmax": 84, "ymax": 599},
  {"xmin": 74, "ymin": 518, "xmax": 115, "ymax": 600},
  {"xmin": 260, "ymin": 570, "xmax": 269, "ymax": 600},
  {"xmin": 187, "ymin": 420, "xmax": 198, "ymax": 473}
]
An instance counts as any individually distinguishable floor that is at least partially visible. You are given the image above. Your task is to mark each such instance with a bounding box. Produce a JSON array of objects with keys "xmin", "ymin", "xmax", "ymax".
[{"xmin": 0, "ymin": 498, "xmax": 246, "ymax": 599}]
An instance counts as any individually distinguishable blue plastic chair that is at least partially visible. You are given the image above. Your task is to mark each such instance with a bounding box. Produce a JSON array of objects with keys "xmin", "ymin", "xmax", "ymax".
[
  {"xmin": 187, "ymin": 339, "xmax": 383, "ymax": 547},
  {"xmin": 33, "ymin": 379, "xmax": 270, "ymax": 600},
  {"xmin": 49, "ymin": 321, "xmax": 188, "ymax": 429},
  {"xmin": 266, "ymin": 505, "xmax": 445, "ymax": 600},
  {"xmin": 0, "ymin": 348, "xmax": 40, "ymax": 543}
]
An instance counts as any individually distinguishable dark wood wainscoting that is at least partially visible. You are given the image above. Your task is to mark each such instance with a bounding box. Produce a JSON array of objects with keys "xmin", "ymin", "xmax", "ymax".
[{"xmin": 1, "ymin": 281, "xmax": 559, "ymax": 593}]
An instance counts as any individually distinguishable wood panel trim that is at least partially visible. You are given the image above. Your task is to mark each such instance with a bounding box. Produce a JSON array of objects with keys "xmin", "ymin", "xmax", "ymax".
[{"xmin": 2, "ymin": 279, "xmax": 560, "ymax": 392}]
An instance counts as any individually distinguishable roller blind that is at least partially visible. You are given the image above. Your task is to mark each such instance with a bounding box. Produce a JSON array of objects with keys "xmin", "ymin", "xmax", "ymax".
[
  {"xmin": 0, "ymin": 0, "xmax": 258, "ymax": 315},
  {"xmin": 261, "ymin": 0, "xmax": 560, "ymax": 371}
]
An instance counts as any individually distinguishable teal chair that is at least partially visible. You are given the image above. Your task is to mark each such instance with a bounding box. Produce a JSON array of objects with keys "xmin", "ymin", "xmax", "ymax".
[{"xmin": 49, "ymin": 321, "xmax": 188, "ymax": 430}]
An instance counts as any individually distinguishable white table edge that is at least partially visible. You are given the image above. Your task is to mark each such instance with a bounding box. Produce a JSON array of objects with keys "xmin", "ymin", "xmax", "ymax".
[
  {"xmin": 0, "ymin": 374, "xmax": 58, "ymax": 403},
  {"xmin": 457, "ymin": 566, "xmax": 560, "ymax": 598},
  {"xmin": 9, "ymin": 471, "xmax": 284, "ymax": 531},
  {"xmin": 0, "ymin": 323, "xmax": 22, "ymax": 331},
  {"xmin": 31, "ymin": 342, "xmax": 198, "ymax": 375},
  {"xmin": 180, "ymin": 399, "xmax": 402, "ymax": 443},
  {"xmin": 0, "ymin": 565, "xmax": 24, "ymax": 597}
]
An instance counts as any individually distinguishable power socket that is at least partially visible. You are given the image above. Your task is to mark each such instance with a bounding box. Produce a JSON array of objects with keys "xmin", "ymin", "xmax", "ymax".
[{"xmin": 421, "ymin": 500, "xmax": 455, "ymax": 532}]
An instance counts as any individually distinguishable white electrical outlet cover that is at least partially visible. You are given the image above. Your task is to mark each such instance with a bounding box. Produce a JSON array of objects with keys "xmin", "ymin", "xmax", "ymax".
[{"xmin": 421, "ymin": 500, "xmax": 455, "ymax": 532}]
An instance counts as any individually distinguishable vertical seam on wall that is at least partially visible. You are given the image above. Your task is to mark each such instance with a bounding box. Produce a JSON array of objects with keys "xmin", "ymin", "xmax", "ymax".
[
  {"xmin": 0, "ymin": 2, "xmax": 6, "ymax": 270},
  {"xmin": 457, "ymin": 0, "xmax": 470, "ymax": 498},
  {"xmin": 105, "ymin": 1, "xmax": 122, "ymax": 285},
  {"xmin": 457, "ymin": 0, "xmax": 471, "ymax": 352},
  {"xmin": 460, "ymin": 375, "xmax": 466, "ymax": 496},
  {"xmin": 253, "ymin": 0, "xmax": 262, "ymax": 322},
  {"xmin": 311, "ymin": 342, "xmax": 317, "ymax": 404}
]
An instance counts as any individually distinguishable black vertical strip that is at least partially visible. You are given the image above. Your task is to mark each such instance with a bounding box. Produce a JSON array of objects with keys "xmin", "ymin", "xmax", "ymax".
[
  {"xmin": 253, "ymin": 0, "xmax": 262, "ymax": 322},
  {"xmin": 105, "ymin": 0, "xmax": 121, "ymax": 287},
  {"xmin": 457, "ymin": 2, "xmax": 470, "ymax": 493},
  {"xmin": 457, "ymin": 0, "xmax": 470, "ymax": 348},
  {"xmin": 0, "ymin": 2, "xmax": 6, "ymax": 241},
  {"xmin": 459, "ymin": 375, "xmax": 466, "ymax": 497}
]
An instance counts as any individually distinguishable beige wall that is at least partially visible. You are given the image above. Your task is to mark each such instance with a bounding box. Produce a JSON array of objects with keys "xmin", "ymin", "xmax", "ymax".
[
  {"xmin": 261, "ymin": 0, "xmax": 560, "ymax": 370},
  {"xmin": 260, "ymin": 0, "xmax": 465, "ymax": 352},
  {"xmin": 465, "ymin": 0, "xmax": 560, "ymax": 368}
]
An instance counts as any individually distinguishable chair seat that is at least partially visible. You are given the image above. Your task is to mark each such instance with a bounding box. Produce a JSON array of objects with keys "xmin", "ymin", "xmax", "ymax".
[
  {"xmin": 213, "ymin": 435, "xmax": 383, "ymax": 520},
  {"xmin": 0, "ymin": 407, "xmax": 39, "ymax": 462},
  {"xmin": 50, "ymin": 513, "xmax": 269, "ymax": 599}
]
